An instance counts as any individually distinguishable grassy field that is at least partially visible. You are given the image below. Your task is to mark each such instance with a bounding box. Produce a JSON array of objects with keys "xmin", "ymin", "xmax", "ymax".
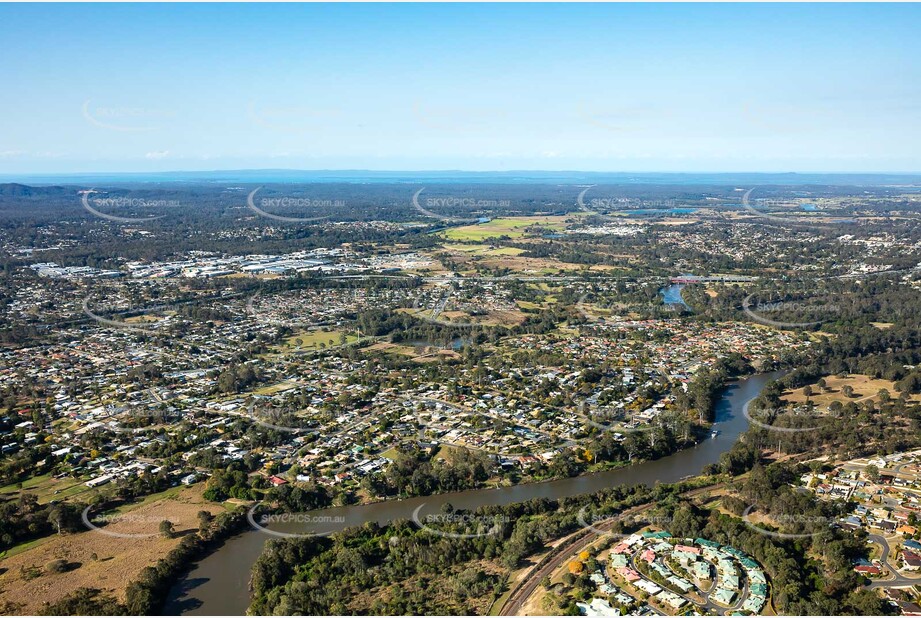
[
  {"xmin": 280, "ymin": 329, "xmax": 358, "ymax": 351},
  {"xmin": 515, "ymin": 300, "xmax": 542, "ymax": 310},
  {"xmin": 0, "ymin": 473, "xmax": 89, "ymax": 505},
  {"xmin": 252, "ymin": 380, "xmax": 300, "ymax": 395},
  {"xmin": 442, "ymin": 216, "xmax": 571, "ymax": 241},
  {"xmin": 0, "ymin": 485, "xmax": 221, "ymax": 615},
  {"xmin": 781, "ymin": 374, "xmax": 920, "ymax": 407},
  {"xmin": 398, "ymin": 306, "xmax": 527, "ymax": 328},
  {"xmin": 441, "ymin": 243, "xmax": 527, "ymax": 256}
]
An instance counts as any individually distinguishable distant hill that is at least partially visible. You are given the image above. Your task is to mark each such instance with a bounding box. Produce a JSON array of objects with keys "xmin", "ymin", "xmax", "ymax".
[
  {"xmin": 0, "ymin": 183, "xmax": 75, "ymax": 198},
  {"xmin": 2, "ymin": 171, "xmax": 920, "ymax": 187}
]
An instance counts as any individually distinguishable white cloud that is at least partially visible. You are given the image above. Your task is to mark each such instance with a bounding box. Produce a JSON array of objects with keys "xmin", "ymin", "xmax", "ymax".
[{"xmin": 145, "ymin": 150, "xmax": 170, "ymax": 160}]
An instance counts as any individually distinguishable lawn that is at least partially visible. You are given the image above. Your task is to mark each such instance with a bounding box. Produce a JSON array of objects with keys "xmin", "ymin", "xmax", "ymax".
[
  {"xmin": 253, "ymin": 380, "xmax": 299, "ymax": 395},
  {"xmin": 280, "ymin": 329, "xmax": 358, "ymax": 351},
  {"xmin": 515, "ymin": 300, "xmax": 541, "ymax": 310},
  {"xmin": 0, "ymin": 473, "xmax": 88, "ymax": 505},
  {"xmin": 442, "ymin": 216, "xmax": 571, "ymax": 241}
]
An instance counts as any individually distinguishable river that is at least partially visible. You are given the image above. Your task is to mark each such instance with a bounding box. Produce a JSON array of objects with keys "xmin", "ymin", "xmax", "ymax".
[
  {"xmin": 164, "ymin": 370, "xmax": 783, "ymax": 615},
  {"xmin": 661, "ymin": 282, "xmax": 691, "ymax": 310}
]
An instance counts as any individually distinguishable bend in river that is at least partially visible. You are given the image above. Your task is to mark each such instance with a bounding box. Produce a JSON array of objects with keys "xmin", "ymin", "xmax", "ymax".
[{"xmin": 165, "ymin": 370, "xmax": 783, "ymax": 616}]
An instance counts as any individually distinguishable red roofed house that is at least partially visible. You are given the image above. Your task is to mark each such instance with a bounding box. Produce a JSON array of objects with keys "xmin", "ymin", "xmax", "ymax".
[
  {"xmin": 617, "ymin": 567, "xmax": 641, "ymax": 582},
  {"xmin": 902, "ymin": 549, "xmax": 921, "ymax": 571},
  {"xmin": 854, "ymin": 559, "xmax": 881, "ymax": 576}
]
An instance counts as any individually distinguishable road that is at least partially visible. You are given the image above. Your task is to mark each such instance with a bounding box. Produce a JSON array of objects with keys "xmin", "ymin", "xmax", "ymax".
[
  {"xmin": 866, "ymin": 534, "xmax": 921, "ymax": 588},
  {"xmin": 626, "ymin": 544, "xmax": 751, "ymax": 615}
]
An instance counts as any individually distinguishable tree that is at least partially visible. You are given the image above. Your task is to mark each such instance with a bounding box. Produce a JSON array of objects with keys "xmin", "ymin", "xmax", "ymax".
[
  {"xmin": 864, "ymin": 465, "xmax": 880, "ymax": 482},
  {"xmin": 159, "ymin": 520, "xmax": 175, "ymax": 539},
  {"xmin": 197, "ymin": 510, "xmax": 213, "ymax": 533},
  {"xmin": 48, "ymin": 504, "xmax": 67, "ymax": 534}
]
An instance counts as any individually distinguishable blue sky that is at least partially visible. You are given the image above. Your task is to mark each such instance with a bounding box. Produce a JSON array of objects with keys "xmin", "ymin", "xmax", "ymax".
[{"xmin": 0, "ymin": 3, "xmax": 919, "ymax": 174}]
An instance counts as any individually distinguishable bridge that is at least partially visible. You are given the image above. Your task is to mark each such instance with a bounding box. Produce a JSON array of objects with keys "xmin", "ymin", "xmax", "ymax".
[{"xmin": 670, "ymin": 275, "xmax": 758, "ymax": 284}]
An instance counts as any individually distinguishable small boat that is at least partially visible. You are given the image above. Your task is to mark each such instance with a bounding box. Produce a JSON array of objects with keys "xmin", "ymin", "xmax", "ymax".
[{"xmin": 711, "ymin": 429, "xmax": 720, "ymax": 437}]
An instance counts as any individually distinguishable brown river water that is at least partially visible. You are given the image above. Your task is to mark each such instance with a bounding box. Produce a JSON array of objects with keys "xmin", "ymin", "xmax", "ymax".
[{"xmin": 164, "ymin": 371, "xmax": 783, "ymax": 615}]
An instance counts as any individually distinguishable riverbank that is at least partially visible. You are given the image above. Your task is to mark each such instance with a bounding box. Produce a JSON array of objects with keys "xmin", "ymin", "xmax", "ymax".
[
  {"xmin": 0, "ymin": 485, "xmax": 222, "ymax": 616},
  {"xmin": 164, "ymin": 370, "xmax": 783, "ymax": 615}
]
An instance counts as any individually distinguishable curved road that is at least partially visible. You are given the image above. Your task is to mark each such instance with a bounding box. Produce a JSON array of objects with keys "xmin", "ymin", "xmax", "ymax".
[
  {"xmin": 866, "ymin": 534, "xmax": 921, "ymax": 588},
  {"xmin": 498, "ymin": 484, "xmax": 720, "ymax": 616}
]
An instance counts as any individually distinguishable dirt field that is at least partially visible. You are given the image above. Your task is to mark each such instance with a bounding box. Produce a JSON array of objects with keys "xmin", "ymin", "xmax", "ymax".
[
  {"xmin": 365, "ymin": 341, "xmax": 462, "ymax": 363},
  {"xmin": 475, "ymin": 254, "xmax": 620, "ymax": 274},
  {"xmin": 0, "ymin": 485, "xmax": 223, "ymax": 615},
  {"xmin": 397, "ymin": 306, "xmax": 527, "ymax": 328},
  {"xmin": 441, "ymin": 243, "xmax": 526, "ymax": 257}
]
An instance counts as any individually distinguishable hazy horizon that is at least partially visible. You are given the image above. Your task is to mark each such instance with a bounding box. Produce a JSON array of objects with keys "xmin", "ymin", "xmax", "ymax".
[
  {"xmin": 4, "ymin": 168, "xmax": 921, "ymax": 188},
  {"xmin": 1, "ymin": 3, "xmax": 919, "ymax": 174}
]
